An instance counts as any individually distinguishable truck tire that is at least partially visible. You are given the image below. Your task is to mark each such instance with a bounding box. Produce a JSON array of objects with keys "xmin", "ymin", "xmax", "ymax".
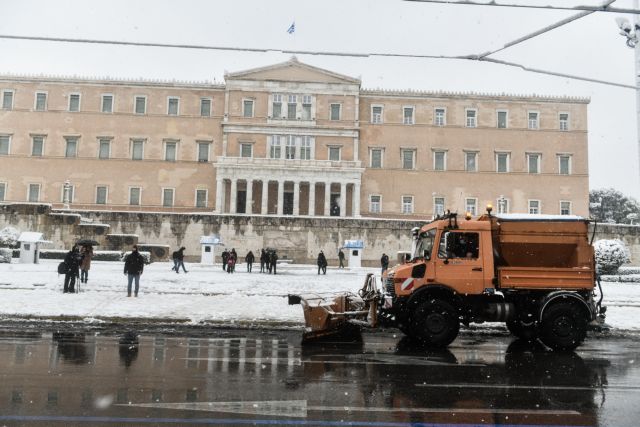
[
  {"xmin": 506, "ymin": 319, "xmax": 538, "ymax": 340},
  {"xmin": 410, "ymin": 299, "xmax": 459, "ymax": 348},
  {"xmin": 538, "ymin": 302, "xmax": 588, "ymax": 351}
]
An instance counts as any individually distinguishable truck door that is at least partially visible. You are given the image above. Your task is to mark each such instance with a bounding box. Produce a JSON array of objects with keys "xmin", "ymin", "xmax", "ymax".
[{"xmin": 435, "ymin": 231, "xmax": 485, "ymax": 295}]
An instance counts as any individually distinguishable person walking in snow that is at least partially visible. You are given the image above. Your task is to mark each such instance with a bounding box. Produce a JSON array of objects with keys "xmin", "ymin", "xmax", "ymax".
[
  {"xmin": 172, "ymin": 246, "xmax": 188, "ymax": 273},
  {"xmin": 124, "ymin": 245, "xmax": 145, "ymax": 297},
  {"xmin": 221, "ymin": 249, "xmax": 229, "ymax": 272},
  {"xmin": 79, "ymin": 244, "xmax": 93, "ymax": 284},
  {"xmin": 338, "ymin": 249, "xmax": 345, "ymax": 269},
  {"xmin": 227, "ymin": 255, "xmax": 236, "ymax": 273},
  {"xmin": 245, "ymin": 250, "xmax": 255, "ymax": 273},
  {"xmin": 380, "ymin": 253, "xmax": 389, "ymax": 275},
  {"xmin": 260, "ymin": 249, "xmax": 266, "ymax": 273},
  {"xmin": 269, "ymin": 250, "xmax": 278, "ymax": 275},
  {"xmin": 317, "ymin": 250, "xmax": 327, "ymax": 275},
  {"xmin": 63, "ymin": 245, "xmax": 82, "ymax": 293}
]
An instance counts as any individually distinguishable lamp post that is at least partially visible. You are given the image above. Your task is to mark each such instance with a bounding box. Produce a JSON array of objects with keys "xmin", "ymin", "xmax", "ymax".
[{"xmin": 63, "ymin": 180, "xmax": 71, "ymax": 209}]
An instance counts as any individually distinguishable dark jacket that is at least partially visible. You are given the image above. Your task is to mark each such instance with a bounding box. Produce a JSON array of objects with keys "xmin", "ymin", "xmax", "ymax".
[
  {"xmin": 317, "ymin": 252, "xmax": 327, "ymax": 267},
  {"xmin": 246, "ymin": 251, "xmax": 255, "ymax": 263},
  {"xmin": 64, "ymin": 249, "xmax": 81, "ymax": 275},
  {"xmin": 338, "ymin": 250, "xmax": 345, "ymax": 260},
  {"xmin": 175, "ymin": 248, "xmax": 185, "ymax": 261},
  {"xmin": 381, "ymin": 254, "xmax": 389, "ymax": 268},
  {"xmin": 124, "ymin": 250, "xmax": 145, "ymax": 275}
]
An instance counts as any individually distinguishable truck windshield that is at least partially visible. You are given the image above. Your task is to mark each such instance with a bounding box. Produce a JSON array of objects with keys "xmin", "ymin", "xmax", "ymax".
[{"xmin": 412, "ymin": 229, "xmax": 437, "ymax": 260}]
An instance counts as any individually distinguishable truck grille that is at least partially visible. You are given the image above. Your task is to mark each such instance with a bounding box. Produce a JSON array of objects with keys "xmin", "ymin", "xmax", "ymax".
[{"xmin": 385, "ymin": 273, "xmax": 395, "ymax": 296}]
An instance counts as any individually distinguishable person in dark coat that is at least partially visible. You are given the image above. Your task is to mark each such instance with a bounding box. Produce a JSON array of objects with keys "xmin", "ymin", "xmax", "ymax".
[
  {"xmin": 221, "ymin": 249, "xmax": 229, "ymax": 271},
  {"xmin": 245, "ymin": 251, "xmax": 255, "ymax": 273},
  {"xmin": 63, "ymin": 245, "xmax": 82, "ymax": 293},
  {"xmin": 230, "ymin": 248, "xmax": 237, "ymax": 263},
  {"xmin": 173, "ymin": 246, "xmax": 187, "ymax": 273},
  {"xmin": 381, "ymin": 253, "xmax": 389, "ymax": 275},
  {"xmin": 317, "ymin": 251, "xmax": 327, "ymax": 275},
  {"xmin": 260, "ymin": 249, "xmax": 266, "ymax": 273},
  {"xmin": 227, "ymin": 256, "xmax": 235, "ymax": 273},
  {"xmin": 124, "ymin": 245, "xmax": 145, "ymax": 297},
  {"xmin": 270, "ymin": 250, "xmax": 278, "ymax": 275},
  {"xmin": 338, "ymin": 249, "xmax": 345, "ymax": 269}
]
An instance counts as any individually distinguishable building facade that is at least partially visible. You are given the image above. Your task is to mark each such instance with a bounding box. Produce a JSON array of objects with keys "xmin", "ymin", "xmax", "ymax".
[{"xmin": 0, "ymin": 58, "xmax": 589, "ymax": 218}]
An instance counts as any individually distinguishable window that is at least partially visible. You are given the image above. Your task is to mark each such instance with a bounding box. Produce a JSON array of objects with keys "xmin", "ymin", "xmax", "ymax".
[
  {"xmin": 438, "ymin": 232, "xmax": 480, "ymax": 259},
  {"xmin": 98, "ymin": 138, "xmax": 111, "ymax": 159},
  {"xmin": 272, "ymin": 94, "xmax": 282, "ymax": 118},
  {"xmin": 0, "ymin": 135, "xmax": 10, "ymax": 155},
  {"xmin": 559, "ymin": 113, "xmax": 569, "ymax": 131},
  {"xmin": 101, "ymin": 94, "xmax": 113, "ymax": 113},
  {"xmin": 370, "ymin": 195, "xmax": 381, "ymax": 213},
  {"xmin": 465, "ymin": 151, "xmax": 477, "ymax": 172},
  {"xmin": 497, "ymin": 197, "xmax": 509, "ymax": 214},
  {"xmin": 496, "ymin": 152, "xmax": 510, "ymax": 173},
  {"xmin": 28, "ymin": 184, "xmax": 40, "ymax": 202},
  {"xmin": 371, "ymin": 105, "xmax": 383, "ymax": 124},
  {"xmin": 302, "ymin": 95, "xmax": 312, "ymax": 120},
  {"xmin": 434, "ymin": 108, "xmax": 446, "ymax": 126},
  {"xmin": 243, "ymin": 99, "xmax": 254, "ymax": 118},
  {"xmin": 134, "ymin": 96, "xmax": 146, "ymax": 114},
  {"xmin": 65, "ymin": 137, "xmax": 78, "ymax": 158},
  {"xmin": 465, "ymin": 198, "xmax": 477, "ymax": 216},
  {"xmin": 2, "ymin": 90, "xmax": 14, "ymax": 110},
  {"xmin": 528, "ymin": 111, "xmax": 539, "ymax": 129},
  {"xmin": 131, "ymin": 139, "xmax": 144, "ymax": 160},
  {"xmin": 240, "ymin": 143, "xmax": 253, "ymax": 158},
  {"xmin": 401, "ymin": 196, "xmax": 414, "ymax": 214},
  {"xmin": 167, "ymin": 97, "xmax": 179, "ymax": 115},
  {"xmin": 497, "ymin": 110, "xmax": 507, "ymax": 129},
  {"xmin": 162, "ymin": 188, "xmax": 174, "ymax": 207},
  {"xmin": 403, "ymin": 106, "xmax": 414, "ymax": 125},
  {"xmin": 164, "ymin": 141, "xmax": 177, "ymax": 161},
  {"xmin": 300, "ymin": 136, "xmax": 312, "ymax": 160},
  {"xmin": 558, "ymin": 154, "xmax": 571, "ymax": 175},
  {"xmin": 529, "ymin": 200, "xmax": 541, "ymax": 214},
  {"xmin": 287, "ymin": 95, "xmax": 297, "ymax": 119},
  {"xmin": 527, "ymin": 153, "xmax": 541, "ymax": 174},
  {"xmin": 200, "ymin": 98, "xmax": 211, "ymax": 117},
  {"xmin": 401, "ymin": 149, "xmax": 415, "ymax": 169},
  {"xmin": 129, "ymin": 187, "xmax": 141, "ymax": 205},
  {"xmin": 434, "ymin": 197, "xmax": 445, "ymax": 217},
  {"xmin": 433, "ymin": 150, "xmax": 446, "ymax": 171},
  {"xmin": 285, "ymin": 135, "xmax": 296, "ymax": 159},
  {"xmin": 0, "ymin": 182, "xmax": 5, "ymax": 201},
  {"xmin": 197, "ymin": 142, "xmax": 210, "ymax": 162},
  {"xmin": 465, "ymin": 109, "xmax": 477, "ymax": 127},
  {"xmin": 32, "ymin": 135, "xmax": 44, "ymax": 157},
  {"xmin": 96, "ymin": 186, "xmax": 108, "ymax": 204},
  {"xmin": 35, "ymin": 92, "xmax": 47, "ymax": 111},
  {"xmin": 196, "ymin": 189, "xmax": 207, "ymax": 208},
  {"xmin": 328, "ymin": 146, "xmax": 341, "ymax": 161},
  {"xmin": 330, "ymin": 103, "xmax": 341, "ymax": 121},
  {"xmin": 68, "ymin": 93, "xmax": 80, "ymax": 112},
  {"xmin": 269, "ymin": 135, "xmax": 281, "ymax": 159},
  {"xmin": 370, "ymin": 148, "xmax": 383, "ymax": 168},
  {"xmin": 560, "ymin": 201, "xmax": 572, "ymax": 215}
]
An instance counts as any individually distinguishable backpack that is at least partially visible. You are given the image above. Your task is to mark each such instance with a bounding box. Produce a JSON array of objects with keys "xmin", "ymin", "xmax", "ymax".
[{"xmin": 57, "ymin": 262, "xmax": 67, "ymax": 275}]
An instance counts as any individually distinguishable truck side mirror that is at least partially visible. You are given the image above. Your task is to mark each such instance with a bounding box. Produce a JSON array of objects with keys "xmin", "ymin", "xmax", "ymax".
[{"xmin": 423, "ymin": 250, "xmax": 430, "ymax": 261}]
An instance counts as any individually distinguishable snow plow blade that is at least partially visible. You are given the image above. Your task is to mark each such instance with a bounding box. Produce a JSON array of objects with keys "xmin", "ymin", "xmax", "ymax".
[{"xmin": 288, "ymin": 273, "xmax": 380, "ymax": 345}]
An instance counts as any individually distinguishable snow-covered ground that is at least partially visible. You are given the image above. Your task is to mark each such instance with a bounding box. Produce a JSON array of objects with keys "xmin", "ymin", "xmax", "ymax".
[{"xmin": 0, "ymin": 260, "xmax": 638, "ymax": 332}]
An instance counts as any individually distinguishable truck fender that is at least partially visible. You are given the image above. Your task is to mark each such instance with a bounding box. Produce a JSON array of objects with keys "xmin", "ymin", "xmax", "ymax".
[
  {"xmin": 538, "ymin": 291, "xmax": 593, "ymax": 322},
  {"xmin": 406, "ymin": 285, "xmax": 461, "ymax": 311}
]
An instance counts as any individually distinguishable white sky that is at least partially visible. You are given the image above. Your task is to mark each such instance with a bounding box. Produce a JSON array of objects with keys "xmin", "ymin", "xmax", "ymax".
[{"xmin": 2, "ymin": 0, "xmax": 639, "ymax": 198}]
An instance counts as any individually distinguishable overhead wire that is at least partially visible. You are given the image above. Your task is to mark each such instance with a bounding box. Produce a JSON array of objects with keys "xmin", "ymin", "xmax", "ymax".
[{"xmin": 403, "ymin": 0, "xmax": 640, "ymax": 14}]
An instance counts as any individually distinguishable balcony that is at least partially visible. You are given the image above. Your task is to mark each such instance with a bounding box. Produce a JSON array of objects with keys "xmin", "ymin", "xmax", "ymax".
[{"xmin": 216, "ymin": 156, "xmax": 362, "ymax": 170}]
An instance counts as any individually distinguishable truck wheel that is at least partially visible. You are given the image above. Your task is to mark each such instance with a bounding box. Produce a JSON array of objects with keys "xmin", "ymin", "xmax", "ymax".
[
  {"xmin": 506, "ymin": 319, "xmax": 538, "ymax": 340},
  {"xmin": 410, "ymin": 299, "xmax": 459, "ymax": 348},
  {"xmin": 539, "ymin": 302, "xmax": 588, "ymax": 351}
]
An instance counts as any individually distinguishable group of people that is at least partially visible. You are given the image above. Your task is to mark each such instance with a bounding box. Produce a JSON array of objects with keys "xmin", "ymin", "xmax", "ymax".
[
  {"xmin": 221, "ymin": 248, "xmax": 238, "ymax": 273},
  {"xmin": 259, "ymin": 249, "xmax": 278, "ymax": 274},
  {"xmin": 61, "ymin": 244, "xmax": 94, "ymax": 293},
  {"xmin": 171, "ymin": 247, "xmax": 187, "ymax": 273}
]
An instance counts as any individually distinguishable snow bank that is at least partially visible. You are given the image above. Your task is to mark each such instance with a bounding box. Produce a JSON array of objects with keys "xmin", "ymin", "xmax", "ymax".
[{"xmin": 595, "ymin": 239, "xmax": 631, "ymax": 274}]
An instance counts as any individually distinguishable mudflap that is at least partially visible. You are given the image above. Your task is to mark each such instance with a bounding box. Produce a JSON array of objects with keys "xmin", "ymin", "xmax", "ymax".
[{"xmin": 301, "ymin": 322, "xmax": 363, "ymax": 346}]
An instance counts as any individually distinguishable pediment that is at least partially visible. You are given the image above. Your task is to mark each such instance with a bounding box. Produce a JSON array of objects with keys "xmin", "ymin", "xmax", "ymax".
[{"xmin": 225, "ymin": 58, "xmax": 360, "ymax": 85}]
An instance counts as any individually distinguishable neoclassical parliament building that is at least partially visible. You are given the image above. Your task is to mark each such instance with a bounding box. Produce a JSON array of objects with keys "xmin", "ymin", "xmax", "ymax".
[{"xmin": 0, "ymin": 58, "xmax": 589, "ymax": 218}]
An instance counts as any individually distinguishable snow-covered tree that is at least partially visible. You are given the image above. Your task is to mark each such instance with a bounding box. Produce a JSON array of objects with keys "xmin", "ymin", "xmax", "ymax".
[
  {"xmin": 0, "ymin": 248, "xmax": 12, "ymax": 263},
  {"xmin": 0, "ymin": 227, "xmax": 20, "ymax": 248},
  {"xmin": 589, "ymin": 188, "xmax": 640, "ymax": 224},
  {"xmin": 594, "ymin": 239, "xmax": 631, "ymax": 275}
]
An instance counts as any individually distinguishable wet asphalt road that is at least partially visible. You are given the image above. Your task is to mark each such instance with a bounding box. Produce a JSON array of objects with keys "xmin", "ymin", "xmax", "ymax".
[{"xmin": 0, "ymin": 327, "xmax": 639, "ymax": 427}]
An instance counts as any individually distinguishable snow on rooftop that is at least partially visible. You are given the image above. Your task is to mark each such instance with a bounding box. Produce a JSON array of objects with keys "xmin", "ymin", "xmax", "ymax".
[
  {"xmin": 496, "ymin": 214, "xmax": 586, "ymax": 222},
  {"xmin": 17, "ymin": 232, "xmax": 45, "ymax": 243}
]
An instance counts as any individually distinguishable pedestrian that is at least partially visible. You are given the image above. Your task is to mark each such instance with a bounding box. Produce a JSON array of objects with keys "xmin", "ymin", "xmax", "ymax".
[
  {"xmin": 338, "ymin": 248, "xmax": 345, "ymax": 269},
  {"xmin": 124, "ymin": 245, "xmax": 145, "ymax": 297},
  {"xmin": 245, "ymin": 250, "xmax": 255, "ymax": 272},
  {"xmin": 63, "ymin": 245, "xmax": 81, "ymax": 293},
  {"xmin": 230, "ymin": 248, "xmax": 238, "ymax": 265},
  {"xmin": 79, "ymin": 244, "xmax": 93, "ymax": 284},
  {"xmin": 381, "ymin": 253, "xmax": 389, "ymax": 276},
  {"xmin": 227, "ymin": 256, "xmax": 235, "ymax": 273},
  {"xmin": 173, "ymin": 246, "xmax": 188, "ymax": 273},
  {"xmin": 260, "ymin": 249, "xmax": 266, "ymax": 273},
  {"xmin": 317, "ymin": 250, "xmax": 327, "ymax": 275},
  {"xmin": 270, "ymin": 250, "xmax": 278, "ymax": 275},
  {"xmin": 221, "ymin": 249, "xmax": 229, "ymax": 272}
]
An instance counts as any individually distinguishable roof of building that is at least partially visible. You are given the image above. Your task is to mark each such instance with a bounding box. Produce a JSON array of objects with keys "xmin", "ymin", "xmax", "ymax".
[{"xmin": 18, "ymin": 232, "xmax": 45, "ymax": 243}]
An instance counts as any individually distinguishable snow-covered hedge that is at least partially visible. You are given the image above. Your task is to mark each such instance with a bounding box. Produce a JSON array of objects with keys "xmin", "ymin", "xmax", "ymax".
[
  {"xmin": 0, "ymin": 226, "xmax": 20, "ymax": 248},
  {"xmin": 594, "ymin": 239, "xmax": 631, "ymax": 275},
  {"xmin": 0, "ymin": 248, "xmax": 12, "ymax": 263},
  {"xmin": 121, "ymin": 251, "xmax": 151, "ymax": 265},
  {"xmin": 599, "ymin": 274, "xmax": 640, "ymax": 283},
  {"xmin": 617, "ymin": 266, "xmax": 640, "ymax": 276},
  {"xmin": 39, "ymin": 250, "xmax": 151, "ymax": 263}
]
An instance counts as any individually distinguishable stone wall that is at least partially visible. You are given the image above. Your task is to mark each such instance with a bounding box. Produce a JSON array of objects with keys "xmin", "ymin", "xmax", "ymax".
[{"xmin": 591, "ymin": 223, "xmax": 640, "ymax": 265}]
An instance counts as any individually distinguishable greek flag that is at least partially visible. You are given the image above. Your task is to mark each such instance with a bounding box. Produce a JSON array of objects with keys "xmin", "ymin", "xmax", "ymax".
[{"xmin": 287, "ymin": 22, "xmax": 295, "ymax": 34}]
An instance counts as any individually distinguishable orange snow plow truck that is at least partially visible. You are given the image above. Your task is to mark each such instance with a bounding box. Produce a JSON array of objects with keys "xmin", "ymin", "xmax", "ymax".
[{"xmin": 290, "ymin": 209, "xmax": 606, "ymax": 351}]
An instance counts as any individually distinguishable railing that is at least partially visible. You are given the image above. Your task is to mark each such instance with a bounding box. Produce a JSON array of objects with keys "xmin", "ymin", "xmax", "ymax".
[{"xmin": 216, "ymin": 156, "xmax": 362, "ymax": 169}]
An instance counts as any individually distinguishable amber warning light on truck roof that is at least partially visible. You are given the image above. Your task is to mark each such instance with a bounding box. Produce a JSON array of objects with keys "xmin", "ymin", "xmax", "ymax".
[
  {"xmin": 465, "ymin": 212, "xmax": 472, "ymax": 220},
  {"xmin": 486, "ymin": 204, "xmax": 493, "ymax": 214}
]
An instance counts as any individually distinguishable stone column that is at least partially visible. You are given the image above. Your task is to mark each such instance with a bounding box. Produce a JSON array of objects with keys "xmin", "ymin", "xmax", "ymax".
[
  {"xmin": 340, "ymin": 182, "xmax": 347, "ymax": 217},
  {"xmin": 215, "ymin": 177, "xmax": 224, "ymax": 213},
  {"xmin": 277, "ymin": 180, "xmax": 284, "ymax": 216},
  {"xmin": 324, "ymin": 182, "xmax": 331, "ymax": 216},
  {"xmin": 308, "ymin": 181, "xmax": 316, "ymax": 216},
  {"xmin": 229, "ymin": 179, "xmax": 237, "ymax": 214},
  {"xmin": 245, "ymin": 179, "xmax": 253, "ymax": 215},
  {"xmin": 261, "ymin": 180, "xmax": 268, "ymax": 214},
  {"xmin": 293, "ymin": 181, "xmax": 300, "ymax": 216},
  {"xmin": 353, "ymin": 182, "xmax": 361, "ymax": 217}
]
